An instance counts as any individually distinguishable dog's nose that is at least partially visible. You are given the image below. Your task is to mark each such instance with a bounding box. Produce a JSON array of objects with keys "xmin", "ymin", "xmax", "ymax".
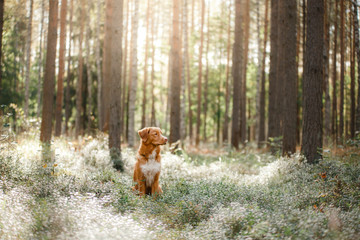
[{"xmin": 164, "ymin": 137, "xmax": 168, "ymax": 142}]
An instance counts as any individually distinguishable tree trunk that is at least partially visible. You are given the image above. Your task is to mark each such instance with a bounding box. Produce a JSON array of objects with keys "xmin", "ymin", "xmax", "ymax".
[
  {"xmin": 109, "ymin": 0, "xmax": 123, "ymax": 171},
  {"xmin": 279, "ymin": 0, "xmax": 297, "ymax": 156},
  {"xmin": 0, "ymin": 0, "xmax": 4, "ymax": 93},
  {"xmin": 350, "ymin": 2, "xmax": 355, "ymax": 138},
  {"xmin": 151, "ymin": 2, "xmax": 157, "ymax": 126},
  {"xmin": 241, "ymin": 0, "xmax": 250, "ymax": 144},
  {"xmin": 258, "ymin": 0, "xmax": 269, "ymax": 147},
  {"xmin": 255, "ymin": 0, "xmax": 261, "ymax": 145},
  {"xmin": 223, "ymin": 2, "xmax": 232, "ymax": 143},
  {"xmin": 40, "ymin": 0, "xmax": 58, "ymax": 143},
  {"xmin": 55, "ymin": 0, "xmax": 67, "ymax": 136},
  {"xmin": 75, "ymin": 0, "xmax": 85, "ymax": 137},
  {"xmin": 102, "ymin": 0, "xmax": 113, "ymax": 131},
  {"xmin": 121, "ymin": 0, "xmax": 130, "ymax": 137},
  {"xmin": 85, "ymin": 0, "xmax": 93, "ymax": 134},
  {"xmin": 353, "ymin": 1, "xmax": 360, "ymax": 133},
  {"xmin": 231, "ymin": 0, "xmax": 243, "ymax": 149},
  {"xmin": 96, "ymin": 0, "xmax": 103, "ymax": 131},
  {"xmin": 302, "ymin": 0, "xmax": 323, "ymax": 163},
  {"xmin": 323, "ymin": 0, "xmax": 331, "ymax": 145},
  {"xmin": 169, "ymin": 0, "xmax": 181, "ymax": 144},
  {"xmin": 268, "ymin": 0, "xmax": 280, "ymax": 143},
  {"xmin": 332, "ymin": 0, "xmax": 338, "ymax": 141},
  {"xmin": 36, "ymin": 0, "xmax": 45, "ymax": 119},
  {"xmin": 141, "ymin": 0, "xmax": 151, "ymax": 128},
  {"xmin": 127, "ymin": 0, "xmax": 139, "ymax": 147},
  {"xmin": 203, "ymin": 3, "xmax": 210, "ymax": 142},
  {"xmin": 24, "ymin": 0, "xmax": 34, "ymax": 118},
  {"xmin": 180, "ymin": 0, "xmax": 188, "ymax": 141},
  {"xmin": 65, "ymin": 0, "xmax": 74, "ymax": 133},
  {"xmin": 339, "ymin": 0, "xmax": 345, "ymax": 140},
  {"xmin": 196, "ymin": 0, "xmax": 205, "ymax": 146},
  {"xmin": 186, "ymin": 1, "xmax": 193, "ymax": 142}
]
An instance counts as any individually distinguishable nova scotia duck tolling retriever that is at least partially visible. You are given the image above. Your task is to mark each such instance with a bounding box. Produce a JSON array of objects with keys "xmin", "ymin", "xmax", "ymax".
[{"xmin": 132, "ymin": 127, "xmax": 167, "ymax": 196}]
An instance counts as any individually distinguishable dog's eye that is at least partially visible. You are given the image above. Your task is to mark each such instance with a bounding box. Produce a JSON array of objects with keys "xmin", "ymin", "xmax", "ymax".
[{"xmin": 155, "ymin": 133, "xmax": 157, "ymax": 135}]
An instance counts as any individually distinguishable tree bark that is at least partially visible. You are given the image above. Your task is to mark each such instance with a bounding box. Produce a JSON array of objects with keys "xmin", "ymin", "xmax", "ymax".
[
  {"xmin": 353, "ymin": 1, "xmax": 360, "ymax": 133},
  {"xmin": 109, "ymin": 0, "xmax": 123, "ymax": 171},
  {"xmin": 255, "ymin": 0, "xmax": 261, "ymax": 145},
  {"xmin": 231, "ymin": 0, "xmax": 243, "ymax": 149},
  {"xmin": 323, "ymin": 0, "xmax": 331, "ymax": 144},
  {"xmin": 196, "ymin": 0, "xmax": 205, "ymax": 146},
  {"xmin": 75, "ymin": 0, "xmax": 85, "ymax": 137},
  {"xmin": 279, "ymin": 0, "xmax": 297, "ymax": 156},
  {"xmin": 258, "ymin": 0, "xmax": 269, "ymax": 147},
  {"xmin": 339, "ymin": 0, "xmax": 345, "ymax": 140},
  {"xmin": 127, "ymin": 0, "xmax": 139, "ymax": 147},
  {"xmin": 203, "ymin": 3, "xmax": 210, "ymax": 142},
  {"xmin": 302, "ymin": 0, "xmax": 324, "ymax": 163},
  {"xmin": 96, "ymin": 0, "xmax": 103, "ymax": 131},
  {"xmin": 55, "ymin": 0, "xmax": 67, "ymax": 136},
  {"xmin": 350, "ymin": 2, "xmax": 355, "ymax": 138},
  {"xmin": 332, "ymin": 0, "xmax": 338, "ymax": 141},
  {"xmin": 268, "ymin": 0, "xmax": 280, "ymax": 143},
  {"xmin": 151, "ymin": 2, "xmax": 157, "ymax": 127},
  {"xmin": 40, "ymin": 0, "xmax": 58, "ymax": 143},
  {"xmin": 24, "ymin": 0, "xmax": 34, "ymax": 118},
  {"xmin": 169, "ymin": 0, "xmax": 181, "ymax": 144},
  {"xmin": 65, "ymin": 0, "xmax": 74, "ymax": 133},
  {"xmin": 180, "ymin": 0, "xmax": 188, "ymax": 141},
  {"xmin": 0, "ymin": 0, "xmax": 4, "ymax": 93}
]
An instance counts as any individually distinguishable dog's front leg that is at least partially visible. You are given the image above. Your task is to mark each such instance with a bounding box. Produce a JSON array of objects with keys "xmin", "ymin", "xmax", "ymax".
[{"xmin": 151, "ymin": 173, "xmax": 162, "ymax": 196}]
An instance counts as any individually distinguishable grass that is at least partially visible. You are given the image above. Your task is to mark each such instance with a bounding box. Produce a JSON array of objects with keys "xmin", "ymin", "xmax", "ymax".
[{"xmin": 0, "ymin": 131, "xmax": 359, "ymax": 239}]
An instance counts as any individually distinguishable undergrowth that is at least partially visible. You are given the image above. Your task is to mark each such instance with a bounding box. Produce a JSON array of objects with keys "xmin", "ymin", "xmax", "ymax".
[{"xmin": 0, "ymin": 131, "xmax": 359, "ymax": 239}]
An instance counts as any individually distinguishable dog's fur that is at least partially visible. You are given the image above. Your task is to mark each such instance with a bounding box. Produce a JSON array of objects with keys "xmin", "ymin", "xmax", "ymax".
[{"xmin": 132, "ymin": 127, "xmax": 167, "ymax": 196}]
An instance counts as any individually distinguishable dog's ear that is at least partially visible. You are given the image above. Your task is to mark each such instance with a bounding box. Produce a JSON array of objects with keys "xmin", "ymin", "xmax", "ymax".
[{"xmin": 138, "ymin": 127, "xmax": 150, "ymax": 142}]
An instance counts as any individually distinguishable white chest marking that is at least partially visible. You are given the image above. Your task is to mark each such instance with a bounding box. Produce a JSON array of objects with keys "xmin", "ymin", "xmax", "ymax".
[{"xmin": 140, "ymin": 150, "xmax": 161, "ymax": 186}]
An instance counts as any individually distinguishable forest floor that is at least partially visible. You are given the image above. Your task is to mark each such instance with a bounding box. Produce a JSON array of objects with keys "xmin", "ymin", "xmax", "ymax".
[{"xmin": 0, "ymin": 130, "xmax": 359, "ymax": 239}]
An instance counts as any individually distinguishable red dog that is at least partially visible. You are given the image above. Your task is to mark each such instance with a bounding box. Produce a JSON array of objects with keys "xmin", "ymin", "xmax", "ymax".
[{"xmin": 133, "ymin": 127, "xmax": 167, "ymax": 196}]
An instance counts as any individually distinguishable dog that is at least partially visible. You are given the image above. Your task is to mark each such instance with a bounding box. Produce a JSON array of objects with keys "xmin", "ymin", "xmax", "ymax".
[{"xmin": 132, "ymin": 127, "xmax": 167, "ymax": 196}]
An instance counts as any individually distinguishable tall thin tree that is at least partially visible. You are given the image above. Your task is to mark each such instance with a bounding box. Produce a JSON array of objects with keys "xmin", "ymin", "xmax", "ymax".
[
  {"xmin": 24, "ymin": 0, "xmax": 33, "ymax": 117},
  {"xmin": 231, "ymin": 0, "xmax": 243, "ymax": 149},
  {"xmin": 279, "ymin": 0, "xmax": 297, "ymax": 156},
  {"xmin": 169, "ymin": 0, "xmax": 181, "ymax": 144},
  {"xmin": 37, "ymin": 0, "xmax": 45, "ymax": 119},
  {"xmin": 96, "ymin": 0, "xmax": 103, "ymax": 131},
  {"xmin": 109, "ymin": 0, "xmax": 124, "ymax": 171},
  {"xmin": 40, "ymin": 0, "xmax": 58, "ymax": 143},
  {"xmin": 0, "ymin": 0, "xmax": 4, "ymax": 93},
  {"xmin": 85, "ymin": 0, "xmax": 93, "ymax": 134},
  {"xmin": 55, "ymin": 0, "xmax": 68, "ymax": 136},
  {"xmin": 195, "ymin": 0, "xmax": 205, "ymax": 146},
  {"xmin": 332, "ymin": 0, "xmax": 338, "ymax": 140},
  {"xmin": 353, "ymin": 0, "xmax": 360, "ymax": 132},
  {"xmin": 302, "ymin": 0, "xmax": 324, "ymax": 163},
  {"xmin": 339, "ymin": 0, "xmax": 345, "ymax": 140}
]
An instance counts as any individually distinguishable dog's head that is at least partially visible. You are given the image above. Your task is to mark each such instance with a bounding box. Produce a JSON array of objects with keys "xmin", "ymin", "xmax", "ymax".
[{"xmin": 138, "ymin": 127, "xmax": 168, "ymax": 145}]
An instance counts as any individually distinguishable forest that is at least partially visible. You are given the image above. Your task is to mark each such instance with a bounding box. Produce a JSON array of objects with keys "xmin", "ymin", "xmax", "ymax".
[{"xmin": 0, "ymin": 0, "xmax": 359, "ymax": 239}]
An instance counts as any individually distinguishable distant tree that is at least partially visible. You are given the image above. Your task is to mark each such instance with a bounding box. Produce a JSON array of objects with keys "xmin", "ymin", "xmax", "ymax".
[
  {"xmin": 339, "ymin": 0, "xmax": 345, "ymax": 140},
  {"xmin": 85, "ymin": 0, "xmax": 93, "ymax": 134},
  {"xmin": 169, "ymin": 0, "xmax": 181, "ymax": 144},
  {"xmin": 75, "ymin": 0, "xmax": 85, "ymax": 137},
  {"xmin": 203, "ymin": 3, "xmax": 210, "ymax": 142},
  {"xmin": 323, "ymin": 0, "xmax": 331, "ymax": 144},
  {"xmin": 109, "ymin": 0, "xmax": 123, "ymax": 171},
  {"xmin": 279, "ymin": 0, "xmax": 297, "ymax": 156},
  {"xmin": 196, "ymin": 0, "xmax": 205, "ymax": 146},
  {"xmin": 302, "ymin": 0, "xmax": 324, "ymax": 163},
  {"xmin": 353, "ymin": 0, "xmax": 360, "ymax": 132},
  {"xmin": 151, "ymin": 2, "xmax": 157, "ymax": 126},
  {"xmin": 55, "ymin": 0, "xmax": 67, "ymax": 136},
  {"xmin": 40, "ymin": 0, "xmax": 58, "ymax": 143},
  {"xmin": 0, "ymin": 0, "xmax": 3, "ymax": 93},
  {"xmin": 65, "ymin": 0, "xmax": 74, "ymax": 133},
  {"xmin": 95, "ymin": 0, "xmax": 102, "ymax": 131},
  {"xmin": 24, "ymin": 0, "xmax": 33, "ymax": 118},
  {"xmin": 350, "ymin": 2, "xmax": 355, "ymax": 138},
  {"xmin": 258, "ymin": 0, "xmax": 269, "ymax": 147},
  {"xmin": 222, "ymin": 2, "xmax": 232, "ymax": 143},
  {"xmin": 185, "ymin": 0, "xmax": 193, "ymax": 142},
  {"xmin": 141, "ymin": 0, "xmax": 151, "ymax": 128},
  {"xmin": 36, "ymin": 0, "xmax": 45, "ymax": 119},
  {"xmin": 127, "ymin": 0, "xmax": 139, "ymax": 147},
  {"xmin": 332, "ymin": 0, "xmax": 338, "ymax": 141},
  {"xmin": 102, "ymin": 0, "xmax": 113, "ymax": 131},
  {"xmin": 231, "ymin": 0, "xmax": 243, "ymax": 149}
]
